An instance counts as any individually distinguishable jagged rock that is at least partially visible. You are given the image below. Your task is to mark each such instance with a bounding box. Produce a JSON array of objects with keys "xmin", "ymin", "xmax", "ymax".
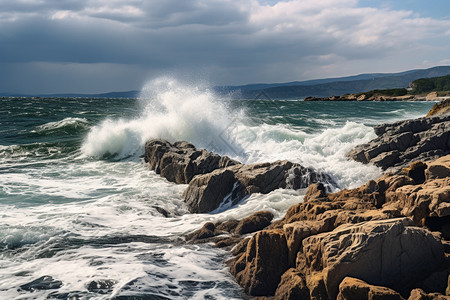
[
  {"xmin": 385, "ymin": 177, "xmax": 450, "ymax": 223},
  {"xmin": 408, "ymin": 288, "xmax": 450, "ymax": 300},
  {"xmin": 145, "ymin": 139, "xmax": 336, "ymax": 213},
  {"xmin": 228, "ymin": 156, "xmax": 450, "ymax": 299},
  {"xmin": 231, "ymin": 237, "xmax": 250, "ymax": 256},
  {"xmin": 283, "ymin": 220, "xmax": 326, "ymax": 266},
  {"xmin": 185, "ymin": 211, "xmax": 274, "ymax": 245},
  {"xmin": 348, "ymin": 115, "xmax": 450, "ymax": 171},
  {"xmin": 19, "ymin": 276, "xmax": 63, "ymax": 291},
  {"xmin": 304, "ymin": 182, "xmax": 328, "ymax": 201},
  {"xmin": 183, "ymin": 169, "xmax": 239, "ymax": 213},
  {"xmin": 86, "ymin": 279, "xmax": 117, "ymax": 294},
  {"xmin": 298, "ymin": 218, "xmax": 446, "ymax": 299},
  {"xmin": 231, "ymin": 229, "xmax": 289, "ymax": 296},
  {"xmin": 426, "ymin": 155, "xmax": 450, "ymax": 180},
  {"xmin": 144, "ymin": 139, "xmax": 239, "ymax": 184},
  {"xmin": 183, "ymin": 160, "xmax": 336, "ymax": 213},
  {"xmin": 427, "ymin": 99, "xmax": 450, "ymax": 117},
  {"xmin": 274, "ymin": 268, "xmax": 310, "ymax": 300},
  {"xmin": 403, "ymin": 161, "xmax": 428, "ymax": 184},
  {"xmin": 447, "ymin": 275, "xmax": 450, "ymax": 296},
  {"xmin": 233, "ymin": 211, "xmax": 274, "ymax": 235},
  {"xmin": 337, "ymin": 277, "xmax": 405, "ymax": 300},
  {"xmin": 185, "ymin": 222, "xmax": 216, "ymax": 241}
]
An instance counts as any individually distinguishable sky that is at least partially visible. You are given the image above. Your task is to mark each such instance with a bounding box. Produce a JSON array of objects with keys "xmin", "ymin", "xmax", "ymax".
[{"xmin": 1, "ymin": 0, "xmax": 450, "ymax": 94}]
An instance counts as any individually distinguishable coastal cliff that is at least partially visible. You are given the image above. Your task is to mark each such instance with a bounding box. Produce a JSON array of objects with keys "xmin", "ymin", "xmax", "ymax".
[{"xmin": 145, "ymin": 100, "xmax": 450, "ymax": 299}]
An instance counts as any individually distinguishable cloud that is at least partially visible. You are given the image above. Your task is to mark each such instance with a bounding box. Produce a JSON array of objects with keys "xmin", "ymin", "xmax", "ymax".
[{"xmin": 0, "ymin": 0, "xmax": 449, "ymax": 93}]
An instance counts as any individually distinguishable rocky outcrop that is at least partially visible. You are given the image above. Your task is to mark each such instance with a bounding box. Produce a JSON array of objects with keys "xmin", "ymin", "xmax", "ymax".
[
  {"xmin": 220, "ymin": 156, "xmax": 450, "ymax": 299},
  {"xmin": 337, "ymin": 277, "xmax": 405, "ymax": 300},
  {"xmin": 145, "ymin": 139, "xmax": 336, "ymax": 213},
  {"xmin": 408, "ymin": 288, "xmax": 450, "ymax": 300},
  {"xmin": 348, "ymin": 115, "xmax": 450, "ymax": 171},
  {"xmin": 185, "ymin": 211, "xmax": 274, "ymax": 246},
  {"xmin": 231, "ymin": 229, "xmax": 289, "ymax": 296},
  {"xmin": 144, "ymin": 139, "xmax": 239, "ymax": 184},
  {"xmin": 183, "ymin": 160, "xmax": 336, "ymax": 213},
  {"xmin": 304, "ymin": 94, "xmax": 416, "ymax": 102},
  {"xmin": 299, "ymin": 218, "xmax": 445, "ymax": 299},
  {"xmin": 427, "ymin": 99, "xmax": 450, "ymax": 117}
]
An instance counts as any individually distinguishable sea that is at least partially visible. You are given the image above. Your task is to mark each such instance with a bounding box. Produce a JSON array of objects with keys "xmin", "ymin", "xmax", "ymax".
[{"xmin": 0, "ymin": 77, "xmax": 435, "ymax": 299}]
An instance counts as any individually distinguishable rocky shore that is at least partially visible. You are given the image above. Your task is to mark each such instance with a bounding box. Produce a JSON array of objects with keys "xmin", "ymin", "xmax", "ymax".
[
  {"xmin": 144, "ymin": 139, "xmax": 336, "ymax": 213},
  {"xmin": 304, "ymin": 92, "xmax": 450, "ymax": 102},
  {"xmin": 145, "ymin": 101, "xmax": 450, "ymax": 299}
]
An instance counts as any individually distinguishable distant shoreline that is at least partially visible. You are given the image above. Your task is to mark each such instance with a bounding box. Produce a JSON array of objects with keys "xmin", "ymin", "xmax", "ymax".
[{"xmin": 304, "ymin": 92, "xmax": 450, "ymax": 102}]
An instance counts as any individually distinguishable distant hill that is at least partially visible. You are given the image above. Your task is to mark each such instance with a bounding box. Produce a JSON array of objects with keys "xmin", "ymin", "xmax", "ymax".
[
  {"xmin": 411, "ymin": 74, "xmax": 450, "ymax": 94},
  {"xmin": 2, "ymin": 66, "xmax": 450, "ymax": 99},
  {"xmin": 219, "ymin": 66, "xmax": 450, "ymax": 99}
]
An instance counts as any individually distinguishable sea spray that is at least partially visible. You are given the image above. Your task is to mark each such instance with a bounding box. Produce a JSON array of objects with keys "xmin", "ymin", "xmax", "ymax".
[
  {"xmin": 82, "ymin": 77, "xmax": 382, "ymax": 187},
  {"xmin": 82, "ymin": 77, "xmax": 244, "ymax": 159}
]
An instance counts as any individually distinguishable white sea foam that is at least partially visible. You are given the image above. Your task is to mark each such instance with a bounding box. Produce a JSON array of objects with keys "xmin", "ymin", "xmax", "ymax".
[
  {"xmin": 81, "ymin": 76, "xmax": 381, "ymax": 188},
  {"xmin": 82, "ymin": 77, "xmax": 243, "ymax": 159},
  {"xmin": 36, "ymin": 117, "xmax": 89, "ymax": 132}
]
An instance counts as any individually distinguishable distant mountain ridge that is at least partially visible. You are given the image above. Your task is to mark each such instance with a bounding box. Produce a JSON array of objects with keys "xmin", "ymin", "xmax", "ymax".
[
  {"xmin": 221, "ymin": 66, "xmax": 450, "ymax": 99},
  {"xmin": 2, "ymin": 66, "xmax": 450, "ymax": 99}
]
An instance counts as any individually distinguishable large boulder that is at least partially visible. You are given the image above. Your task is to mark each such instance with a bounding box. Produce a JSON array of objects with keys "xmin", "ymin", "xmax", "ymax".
[
  {"xmin": 348, "ymin": 115, "xmax": 450, "ymax": 171},
  {"xmin": 231, "ymin": 229, "xmax": 289, "ymax": 296},
  {"xmin": 183, "ymin": 160, "xmax": 336, "ymax": 213},
  {"xmin": 337, "ymin": 277, "xmax": 405, "ymax": 300},
  {"xmin": 298, "ymin": 218, "xmax": 446, "ymax": 299},
  {"xmin": 275, "ymin": 268, "xmax": 310, "ymax": 300},
  {"xmin": 144, "ymin": 139, "xmax": 239, "ymax": 184}
]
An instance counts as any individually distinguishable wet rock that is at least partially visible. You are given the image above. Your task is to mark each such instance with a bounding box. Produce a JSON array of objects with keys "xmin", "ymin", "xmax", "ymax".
[
  {"xmin": 183, "ymin": 169, "xmax": 240, "ymax": 213},
  {"xmin": 184, "ymin": 160, "xmax": 336, "ymax": 213},
  {"xmin": 185, "ymin": 222, "xmax": 216, "ymax": 241},
  {"xmin": 86, "ymin": 279, "xmax": 117, "ymax": 294},
  {"xmin": 144, "ymin": 139, "xmax": 239, "ymax": 184},
  {"xmin": 152, "ymin": 206, "xmax": 171, "ymax": 217},
  {"xmin": 19, "ymin": 276, "xmax": 63, "ymax": 291},
  {"xmin": 274, "ymin": 268, "xmax": 310, "ymax": 300},
  {"xmin": 231, "ymin": 229, "xmax": 289, "ymax": 296},
  {"xmin": 231, "ymin": 237, "xmax": 250, "ymax": 256},
  {"xmin": 408, "ymin": 288, "xmax": 450, "ymax": 300},
  {"xmin": 348, "ymin": 115, "xmax": 450, "ymax": 171},
  {"xmin": 299, "ymin": 218, "xmax": 446, "ymax": 299},
  {"xmin": 337, "ymin": 277, "xmax": 405, "ymax": 300},
  {"xmin": 233, "ymin": 211, "xmax": 274, "ymax": 235}
]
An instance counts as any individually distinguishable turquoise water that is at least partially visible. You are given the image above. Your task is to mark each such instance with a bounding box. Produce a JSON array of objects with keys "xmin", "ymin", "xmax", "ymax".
[{"xmin": 0, "ymin": 79, "xmax": 435, "ymax": 299}]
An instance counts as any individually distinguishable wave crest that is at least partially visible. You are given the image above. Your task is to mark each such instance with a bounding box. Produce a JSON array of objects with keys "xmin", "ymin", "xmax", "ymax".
[{"xmin": 81, "ymin": 77, "xmax": 243, "ymax": 159}]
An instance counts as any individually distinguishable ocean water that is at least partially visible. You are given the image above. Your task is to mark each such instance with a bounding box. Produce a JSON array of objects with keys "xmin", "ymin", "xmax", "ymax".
[{"xmin": 0, "ymin": 78, "xmax": 435, "ymax": 299}]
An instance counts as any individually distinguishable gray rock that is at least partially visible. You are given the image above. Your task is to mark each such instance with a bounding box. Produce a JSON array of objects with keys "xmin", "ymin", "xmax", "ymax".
[
  {"xmin": 145, "ymin": 139, "xmax": 337, "ymax": 213},
  {"xmin": 144, "ymin": 139, "xmax": 239, "ymax": 184},
  {"xmin": 348, "ymin": 115, "xmax": 450, "ymax": 171},
  {"xmin": 183, "ymin": 160, "xmax": 336, "ymax": 213}
]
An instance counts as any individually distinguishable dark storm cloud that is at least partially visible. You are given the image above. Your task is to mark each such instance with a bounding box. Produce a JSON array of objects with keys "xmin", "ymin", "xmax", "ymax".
[{"xmin": 0, "ymin": 0, "xmax": 449, "ymax": 93}]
